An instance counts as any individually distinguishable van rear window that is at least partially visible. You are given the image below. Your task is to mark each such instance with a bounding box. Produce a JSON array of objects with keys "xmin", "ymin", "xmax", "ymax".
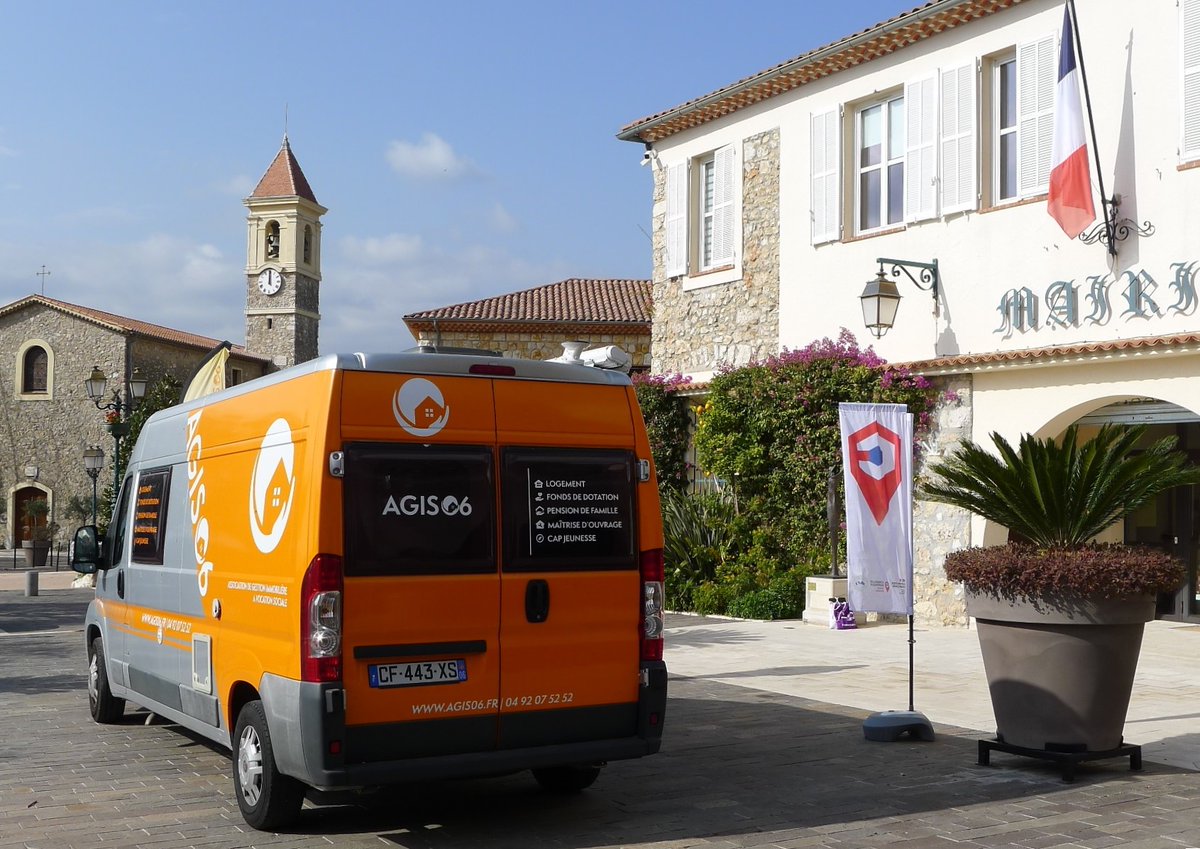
[
  {"xmin": 501, "ymin": 448, "xmax": 636, "ymax": 572},
  {"xmin": 343, "ymin": 443, "xmax": 495, "ymax": 576}
]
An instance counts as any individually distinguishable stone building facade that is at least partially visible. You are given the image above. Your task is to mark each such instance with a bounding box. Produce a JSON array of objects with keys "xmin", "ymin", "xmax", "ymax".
[
  {"xmin": 0, "ymin": 138, "xmax": 324, "ymax": 549},
  {"xmin": 403, "ymin": 278, "xmax": 651, "ymax": 370}
]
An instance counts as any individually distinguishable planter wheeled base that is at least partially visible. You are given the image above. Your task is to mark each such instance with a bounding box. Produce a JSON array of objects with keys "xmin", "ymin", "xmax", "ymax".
[{"xmin": 977, "ymin": 737, "xmax": 1142, "ymax": 782}]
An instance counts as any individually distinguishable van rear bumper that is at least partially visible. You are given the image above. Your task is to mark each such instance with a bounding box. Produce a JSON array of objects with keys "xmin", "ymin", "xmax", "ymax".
[{"xmin": 261, "ymin": 661, "xmax": 666, "ymax": 789}]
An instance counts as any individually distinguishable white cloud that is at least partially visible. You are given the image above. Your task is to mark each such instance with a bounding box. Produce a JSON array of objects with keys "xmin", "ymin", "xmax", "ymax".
[
  {"xmin": 320, "ymin": 232, "xmax": 570, "ymax": 353},
  {"xmin": 216, "ymin": 174, "xmax": 255, "ymax": 196},
  {"xmin": 0, "ymin": 235, "xmax": 246, "ymax": 344},
  {"xmin": 0, "ymin": 228, "xmax": 570, "ymax": 362},
  {"xmin": 386, "ymin": 133, "xmax": 476, "ymax": 180},
  {"xmin": 488, "ymin": 202, "xmax": 518, "ymax": 233},
  {"xmin": 0, "ymin": 145, "xmax": 15, "ymax": 158},
  {"xmin": 340, "ymin": 233, "xmax": 424, "ymax": 264}
]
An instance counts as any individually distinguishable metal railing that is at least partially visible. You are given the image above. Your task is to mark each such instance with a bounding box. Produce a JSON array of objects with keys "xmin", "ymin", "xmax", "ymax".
[{"xmin": 0, "ymin": 542, "xmax": 69, "ymax": 571}]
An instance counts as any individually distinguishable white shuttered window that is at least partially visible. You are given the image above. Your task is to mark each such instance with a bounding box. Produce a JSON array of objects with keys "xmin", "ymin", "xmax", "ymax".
[
  {"xmin": 940, "ymin": 63, "xmax": 977, "ymax": 213},
  {"xmin": 810, "ymin": 108, "xmax": 841, "ymax": 244},
  {"xmin": 905, "ymin": 75, "xmax": 938, "ymax": 221},
  {"xmin": 1184, "ymin": 0, "xmax": 1200, "ymax": 160},
  {"xmin": 704, "ymin": 145, "xmax": 736, "ymax": 269},
  {"xmin": 665, "ymin": 162, "xmax": 687, "ymax": 277},
  {"xmin": 1016, "ymin": 34, "xmax": 1056, "ymax": 196}
]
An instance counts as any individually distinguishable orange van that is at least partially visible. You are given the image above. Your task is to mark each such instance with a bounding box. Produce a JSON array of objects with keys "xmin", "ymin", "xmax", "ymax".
[{"xmin": 73, "ymin": 350, "xmax": 667, "ymax": 829}]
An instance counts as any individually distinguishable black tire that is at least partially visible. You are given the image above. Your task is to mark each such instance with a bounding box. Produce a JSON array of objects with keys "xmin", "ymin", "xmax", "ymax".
[
  {"xmin": 532, "ymin": 764, "xmax": 603, "ymax": 793},
  {"xmin": 88, "ymin": 637, "xmax": 125, "ymax": 723},
  {"xmin": 232, "ymin": 700, "xmax": 305, "ymax": 831}
]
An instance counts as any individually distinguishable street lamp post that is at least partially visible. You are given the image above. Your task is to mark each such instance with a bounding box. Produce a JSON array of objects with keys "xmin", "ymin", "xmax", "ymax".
[
  {"xmin": 82, "ymin": 445, "xmax": 105, "ymax": 525},
  {"xmin": 85, "ymin": 366, "xmax": 147, "ymax": 496}
]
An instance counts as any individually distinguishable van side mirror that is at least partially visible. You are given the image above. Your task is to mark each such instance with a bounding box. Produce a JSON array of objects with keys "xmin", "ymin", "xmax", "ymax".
[{"xmin": 71, "ymin": 526, "xmax": 102, "ymax": 574}]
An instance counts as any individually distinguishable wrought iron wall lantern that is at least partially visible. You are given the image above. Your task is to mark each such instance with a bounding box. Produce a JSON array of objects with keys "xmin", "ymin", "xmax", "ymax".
[{"xmin": 859, "ymin": 257, "xmax": 940, "ymax": 339}]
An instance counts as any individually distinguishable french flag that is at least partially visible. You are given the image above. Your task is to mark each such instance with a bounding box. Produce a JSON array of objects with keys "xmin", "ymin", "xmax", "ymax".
[{"xmin": 1047, "ymin": 5, "xmax": 1095, "ymax": 239}]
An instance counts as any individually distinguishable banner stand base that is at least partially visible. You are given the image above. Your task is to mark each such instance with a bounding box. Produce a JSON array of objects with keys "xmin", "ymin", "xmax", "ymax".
[{"xmin": 863, "ymin": 710, "xmax": 935, "ymax": 742}]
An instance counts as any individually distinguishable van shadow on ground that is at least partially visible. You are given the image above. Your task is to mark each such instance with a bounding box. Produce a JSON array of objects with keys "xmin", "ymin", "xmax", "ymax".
[
  {"xmin": 287, "ymin": 678, "xmax": 1188, "ymax": 848},
  {"xmin": 0, "ymin": 590, "xmax": 91, "ymax": 634}
]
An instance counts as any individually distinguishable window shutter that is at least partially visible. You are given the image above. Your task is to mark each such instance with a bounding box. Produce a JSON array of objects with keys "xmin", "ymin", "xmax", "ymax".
[
  {"xmin": 940, "ymin": 63, "xmax": 977, "ymax": 213},
  {"xmin": 711, "ymin": 144, "xmax": 736, "ymax": 266},
  {"xmin": 1184, "ymin": 0, "xmax": 1200, "ymax": 159},
  {"xmin": 665, "ymin": 161, "xmax": 687, "ymax": 277},
  {"xmin": 1017, "ymin": 35, "xmax": 1056, "ymax": 196},
  {"xmin": 810, "ymin": 109, "xmax": 841, "ymax": 244},
  {"xmin": 904, "ymin": 75, "xmax": 938, "ymax": 222}
]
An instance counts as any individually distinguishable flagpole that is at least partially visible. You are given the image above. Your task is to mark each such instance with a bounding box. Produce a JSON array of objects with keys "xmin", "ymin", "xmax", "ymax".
[{"xmin": 1066, "ymin": 0, "xmax": 1115, "ymax": 256}]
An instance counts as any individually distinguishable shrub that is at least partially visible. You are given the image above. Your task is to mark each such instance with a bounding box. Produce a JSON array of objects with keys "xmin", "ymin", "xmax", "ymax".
[
  {"xmin": 660, "ymin": 487, "xmax": 739, "ymax": 611},
  {"xmin": 944, "ymin": 543, "xmax": 1184, "ymax": 600},
  {"xmin": 633, "ymin": 373, "xmax": 692, "ymax": 493}
]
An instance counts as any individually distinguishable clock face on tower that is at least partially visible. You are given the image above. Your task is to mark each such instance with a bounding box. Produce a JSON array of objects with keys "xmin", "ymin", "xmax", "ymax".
[{"xmin": 257, "ymin": 268, "xmax": 283, "ymax": 295}]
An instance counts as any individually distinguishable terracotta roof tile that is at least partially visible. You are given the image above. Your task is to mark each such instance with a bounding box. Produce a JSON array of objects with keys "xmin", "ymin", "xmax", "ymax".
[
  {"xmin": 904, "ymin": 333, "xmax": 1200, "ymax": 374},
  {"xmin": 403, "ymin": 278, "xmax": 652, "ymax": 327},
  {"xmin": 0, "ymin": 294, "xmax": 268, "ymax": 362},
  {"xmin": 619, "ymin": 0, "xmax": 1018, "ymax": 143},
  {"xmin": 250, "ymin": 137, "xmax": 318, "ymax": 203}
]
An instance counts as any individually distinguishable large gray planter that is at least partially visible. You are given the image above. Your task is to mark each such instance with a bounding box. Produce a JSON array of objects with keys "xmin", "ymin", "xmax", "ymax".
[{"xmin": 966, "ymin": 588, "xmax": 1154, "ymax": 752}]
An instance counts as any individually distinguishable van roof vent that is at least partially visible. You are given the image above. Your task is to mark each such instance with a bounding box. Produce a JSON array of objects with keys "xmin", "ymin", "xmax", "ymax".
[{"xmin": 407, "ymin": 345, "xmax": 502, "ymax": 358}]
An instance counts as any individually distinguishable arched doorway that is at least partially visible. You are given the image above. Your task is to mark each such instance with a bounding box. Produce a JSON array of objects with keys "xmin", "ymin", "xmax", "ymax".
[{"xmin": 12, "ymin": 486, "xmax": 47, "ymax": 547}]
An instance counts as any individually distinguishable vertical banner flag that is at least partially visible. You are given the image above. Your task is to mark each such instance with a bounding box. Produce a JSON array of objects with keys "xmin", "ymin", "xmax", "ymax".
[
  {"xmin": 839, "ymin": 403, "xmax": 913, "ymax": 615},
  {"xmin": 1047, "ymin": 4, "xmax": 1096, "ymax": 238},
  {"xmin": 182, "ymin": 341, "xmax": 232, "ymax": 403}
]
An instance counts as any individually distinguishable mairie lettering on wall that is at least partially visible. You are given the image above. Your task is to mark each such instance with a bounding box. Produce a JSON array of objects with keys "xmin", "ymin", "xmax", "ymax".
[{"xmin": 995, "ymin": 260, "xmax": 1200, "ymax": 337}]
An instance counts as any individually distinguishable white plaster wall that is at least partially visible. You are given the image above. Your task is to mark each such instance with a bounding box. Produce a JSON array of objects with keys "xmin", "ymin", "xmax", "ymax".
[{"xmin": 658, "ymin": 0, "xmax": 1197, "ymax": 364}]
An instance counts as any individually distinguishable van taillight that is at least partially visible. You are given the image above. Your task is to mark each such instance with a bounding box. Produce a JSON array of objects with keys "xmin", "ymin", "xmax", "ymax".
[
  {"xmin": 301, "ymin": 554, "xmax": 343, "ymax": 683},
  {"xmin": 639, "ymin": 549, "xmax": 664, "ymax": 662}
]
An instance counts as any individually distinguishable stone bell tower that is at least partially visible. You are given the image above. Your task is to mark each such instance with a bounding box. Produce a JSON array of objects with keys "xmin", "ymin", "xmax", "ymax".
[{"xmin": 244, "ymin": 136, "xmax": 327, "ymax": 369}]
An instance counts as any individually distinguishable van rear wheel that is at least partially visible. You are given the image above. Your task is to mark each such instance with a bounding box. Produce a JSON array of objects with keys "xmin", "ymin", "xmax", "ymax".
[
  {"xmin": 532, "ymin": 764, "xmax": 603, "ymax": 793},
  {"xmin": 87, "ymin": 637, "xmax": 125, "ymax": 723},
  {"xmin": 232, "ymin": 700, "xmax": 304, "ymax": 830}
]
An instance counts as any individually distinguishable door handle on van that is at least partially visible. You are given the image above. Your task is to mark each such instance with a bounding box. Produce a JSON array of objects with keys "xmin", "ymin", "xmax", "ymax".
[
  {"xmin": 525, "ymin": 580, "xmax": 550, "ymax": 623},
  {"xmin": 117, "ymin": 569, "xmax": 124, "ymax": 599}
]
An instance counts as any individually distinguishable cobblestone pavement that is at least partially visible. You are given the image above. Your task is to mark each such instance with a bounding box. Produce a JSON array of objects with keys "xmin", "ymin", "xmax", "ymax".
[{"xmin": 3, "ymin": 592, "xmax": 1200, "ymax": 849}]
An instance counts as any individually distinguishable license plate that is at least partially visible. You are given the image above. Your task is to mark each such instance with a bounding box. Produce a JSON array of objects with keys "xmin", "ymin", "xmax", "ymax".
[{"xmin": 368, "ymin": 659, "xmax": 467, "ymax": 688}]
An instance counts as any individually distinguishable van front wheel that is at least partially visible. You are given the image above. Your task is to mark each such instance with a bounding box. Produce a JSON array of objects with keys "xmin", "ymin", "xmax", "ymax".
[
  {"xmin": 232, "ymin": 700, "xmax": 304, "ymax": 830},
  {"xmin": 532, "ymin": 764, "xmax": 602, "ymax": 793},
  {"xmin": 88, "ymin": 637, "xmax": 125, "ymax": 723}
]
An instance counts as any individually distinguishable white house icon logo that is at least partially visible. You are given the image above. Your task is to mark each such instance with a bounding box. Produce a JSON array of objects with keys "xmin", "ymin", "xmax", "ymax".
[
  {"xmin": 393, "ymin": 378, "xmax": 450, "ymax": 437},
  {"xmin": 249, "ymin": 418, "xmax": 296, "ymax": 554}
]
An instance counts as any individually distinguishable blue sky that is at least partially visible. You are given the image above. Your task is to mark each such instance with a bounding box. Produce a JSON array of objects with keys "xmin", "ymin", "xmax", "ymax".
[{"xmin": 0, "ymin": 1, "xmax": 917, "ymax": 355}]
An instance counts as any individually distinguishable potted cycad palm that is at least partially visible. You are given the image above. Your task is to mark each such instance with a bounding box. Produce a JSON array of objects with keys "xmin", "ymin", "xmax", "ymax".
[{"xmin": 922, "ymin": 423, "xmax": 1200, "ymax": 754}]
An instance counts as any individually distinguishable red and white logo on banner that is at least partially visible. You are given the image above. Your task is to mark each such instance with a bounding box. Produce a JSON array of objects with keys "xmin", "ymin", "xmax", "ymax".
[{"xmin": 847, "ymin": 422, "xmax": 903, "ymax": 525}]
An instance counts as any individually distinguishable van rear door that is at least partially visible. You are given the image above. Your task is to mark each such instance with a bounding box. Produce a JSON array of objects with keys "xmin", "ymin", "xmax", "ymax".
[
  {"xmin": 338, "ymin": 373, "xmax": 501, "ymax": 763},
  {"xmin": 340, "ymin": 443, "xmax": 499, "ymax": 759},
  {"xmin": 494, "ymin": 381, "xmax": 641, "ymax": 748}
]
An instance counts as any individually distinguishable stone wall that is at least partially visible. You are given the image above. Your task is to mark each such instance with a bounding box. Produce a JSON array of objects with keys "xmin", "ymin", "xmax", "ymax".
[
  {"xmin": 912, "ymin": 373, "xmax": 975, "ymax": 627},
  {"xmin": 651, "ymin": 128, "xmax": 780, "ymax": 375},
  {"xmin": 417, "ymin": 329, "xmax": 651, "ymax": 369},
  {"xmin": 0, "ymin": 305, "xmax": 270, "ymax": 546},
  {"xmin": 0, "ymin": 305, "xmax": 126, "ymax": 544}
]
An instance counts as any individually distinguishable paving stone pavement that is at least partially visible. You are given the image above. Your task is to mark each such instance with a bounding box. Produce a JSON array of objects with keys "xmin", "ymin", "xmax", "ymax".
[{"xmin": 2, "ymin": 592, "xmax": 1200, "ymax": 849}]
